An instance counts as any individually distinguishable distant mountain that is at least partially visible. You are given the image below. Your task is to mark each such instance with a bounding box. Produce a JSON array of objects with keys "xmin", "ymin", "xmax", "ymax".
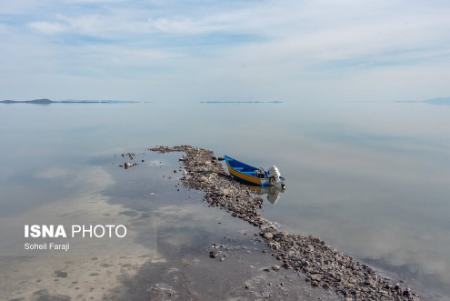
[
  {"xmin": 0, "ymin": 99, "xmax": 141, "ymax": 104},
  {"xmin": 424, "ymin": 97, "xmax": 450, "ymax": 105},
  {"xmin": 30, "ymin": 98, "xmax": 53, "ymax": 104},
  {"xmin": 395, "ymin": 97, "xmax": 450, "ymax": 105},
  {"xmin": 0, "ymin": 98, "xmax": 53, "ymax": 104}
]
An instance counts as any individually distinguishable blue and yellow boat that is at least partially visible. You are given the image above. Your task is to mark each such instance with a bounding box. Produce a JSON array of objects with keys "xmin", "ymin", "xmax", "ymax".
[{"xmin": 223, "ymin": 155, "xmax": 285, "ymax": 188}]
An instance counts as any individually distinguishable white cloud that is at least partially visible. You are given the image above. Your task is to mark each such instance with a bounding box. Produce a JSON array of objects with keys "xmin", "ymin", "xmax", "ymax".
[
  {"xmin": 2, "ymin": 0, "xmax": 450, "ymax": 101},
  {"xmin": 29, "ymin": 21, "xmax": 67, "ymax": 34},
  {"xmin": 62, "ymin": 0, "xmax": 123, "ymax": 3},
  {"xmin": 147, "ymin": 17, "xmax": 221, "ymax": 35}
]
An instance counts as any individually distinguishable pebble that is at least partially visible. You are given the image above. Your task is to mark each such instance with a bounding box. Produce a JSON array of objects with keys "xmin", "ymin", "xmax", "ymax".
[
  {"xmin": 209, "ymin": 250, "xmax": 218, "ymax": 259},
  {"xmin": 263, "ymin": 232, "xmax": 274, "ymax": 240}
]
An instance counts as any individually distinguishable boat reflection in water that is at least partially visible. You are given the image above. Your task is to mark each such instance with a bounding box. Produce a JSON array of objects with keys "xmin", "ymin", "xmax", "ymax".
[{"xmin": 249, "ymin": 186, "xmax": 285, "ymax": 204}]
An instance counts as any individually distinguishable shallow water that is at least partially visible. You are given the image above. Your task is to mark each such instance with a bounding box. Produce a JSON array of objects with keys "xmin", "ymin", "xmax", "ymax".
[{"xmin": 0, "ymin": 101, "xmax": 449, "ymax": 299}]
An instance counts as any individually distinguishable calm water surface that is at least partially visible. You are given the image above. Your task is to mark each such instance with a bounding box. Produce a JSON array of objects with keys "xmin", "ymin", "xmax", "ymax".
[{"xmin": 0, "ymin": 101, "xmax": 449, "ymax": 299}]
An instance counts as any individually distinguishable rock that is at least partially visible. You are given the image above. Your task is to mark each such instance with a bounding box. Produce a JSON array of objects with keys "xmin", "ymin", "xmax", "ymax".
[
  {"xmin": 54, "ymin": 270, "xmax": 68, "ymax": 278},
  {"xmin": 272, "ymin": 265, "xmax": 280, "ymax": 271},
  {"xmin": 209, "ymin": 250, "xmax": 218, "ymax": 258},
  {"xmin": 221, "ymin": 188, "xmax": 231, "ymax": 196},
  {"xmin": 364, "ymin": 278, "xmax": 376, "ymax": 287},
  {"xmin": 263, "ymin": 232, "xmax": 274, "ymax": 240},
  {"xmin": 310, "ymin": 274, "xmax": 322, "ymax": 282}
]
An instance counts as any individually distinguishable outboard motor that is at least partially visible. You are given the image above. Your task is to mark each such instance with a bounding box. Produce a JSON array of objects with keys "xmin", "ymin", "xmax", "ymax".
[
  {"xmin": 268, "ymin": 165, "xmax": 286, "ymax": 189},
  {"xmin": 268, "ymin": 165, "xmax": 281, "ymax": 183}
]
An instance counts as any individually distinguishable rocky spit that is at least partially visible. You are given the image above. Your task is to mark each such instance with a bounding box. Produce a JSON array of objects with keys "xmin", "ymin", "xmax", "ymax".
[{"xmin": 149, "ymin": 145, "xmax": 419, "ymax": 301}]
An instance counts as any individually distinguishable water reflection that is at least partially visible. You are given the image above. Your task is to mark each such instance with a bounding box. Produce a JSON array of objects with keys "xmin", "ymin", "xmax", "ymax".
[
  {"xmin": 0, "ymin": 102, "xmax": 450, "ymax": 299},
  {"xmin": 249, "ymin": 186, "xmax": 285, "ymax": 204}
]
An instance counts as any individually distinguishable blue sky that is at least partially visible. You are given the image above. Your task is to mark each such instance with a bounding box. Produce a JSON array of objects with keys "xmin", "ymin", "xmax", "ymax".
[{"xmin": 1, "ymin": 0, "xmax": 450, "ymax": 102}]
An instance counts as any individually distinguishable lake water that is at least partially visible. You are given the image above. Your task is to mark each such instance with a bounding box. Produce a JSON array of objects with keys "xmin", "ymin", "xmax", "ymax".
[{"xmin": 0, "ymin": 101, "xmax": 449, "ymax": 300}]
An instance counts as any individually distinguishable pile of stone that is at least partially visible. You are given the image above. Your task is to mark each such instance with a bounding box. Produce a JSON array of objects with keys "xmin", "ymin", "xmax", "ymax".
[
  {"xmin": 119, "ymin": 152, "xmax": 141, "ymax": 169},
  {"xmin": 150, "ymin": 145, "xmax": 419, "ymax": 301}
]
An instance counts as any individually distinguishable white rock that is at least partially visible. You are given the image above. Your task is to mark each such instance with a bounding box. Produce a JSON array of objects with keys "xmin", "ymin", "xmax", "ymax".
[{"xmin": 264, "ymin": 232, "xmax": 274, "ymax": 240}]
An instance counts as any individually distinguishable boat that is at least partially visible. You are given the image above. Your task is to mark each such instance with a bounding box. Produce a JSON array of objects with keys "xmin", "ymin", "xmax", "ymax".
[{"xmin": 223, "ymin": 155, "xmax": 286, "ymax": 188}]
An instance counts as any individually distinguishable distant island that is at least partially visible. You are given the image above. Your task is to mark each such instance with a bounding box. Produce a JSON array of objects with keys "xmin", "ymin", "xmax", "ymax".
[
  {"xmin": 0, "ymin": 98, "xmax": 143, "ymax": 104},
  {"xmin": 423, "ymin": 97, "xmax": 450, "ymax": 105},
  {"xmin": 396, "ymin": 97, "xmax": 450, "ymax": 105},
  {"xmin": 200, "ymin": 100, "xmax": 283, "ymax": 104}
]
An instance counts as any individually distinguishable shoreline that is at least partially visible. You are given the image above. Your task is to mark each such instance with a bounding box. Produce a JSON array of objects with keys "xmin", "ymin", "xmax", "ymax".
[{"xmin": 149, "ymin": 145, "xmax": 419, "ymax": 301}]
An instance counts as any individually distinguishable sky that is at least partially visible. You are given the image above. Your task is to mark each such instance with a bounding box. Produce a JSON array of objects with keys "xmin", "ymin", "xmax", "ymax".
[{"xmin": 1, "ymin": 0, "xmax": 450, "ymax": 102}]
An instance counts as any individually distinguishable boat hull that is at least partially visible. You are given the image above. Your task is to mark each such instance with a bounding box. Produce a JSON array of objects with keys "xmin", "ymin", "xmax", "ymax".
[
  {"xmin": 224, "ymin": 156, "xmax": 271, "ymax": 187},
  {"xmin": 227, "ymin": 165, "xmax": 270, "ymax": 186}
]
